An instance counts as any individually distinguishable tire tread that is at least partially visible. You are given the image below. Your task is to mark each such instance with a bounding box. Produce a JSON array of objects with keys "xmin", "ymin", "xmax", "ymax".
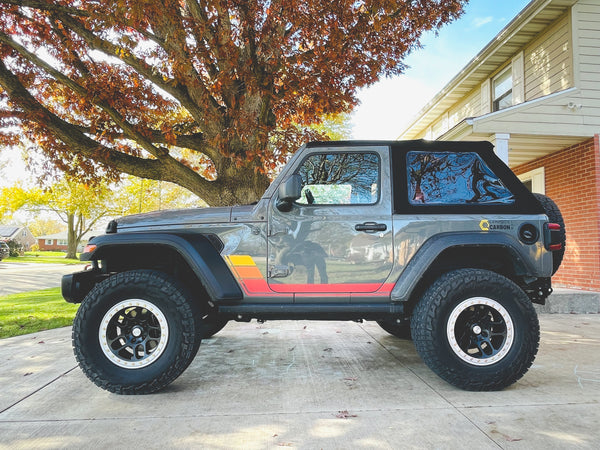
[
  {"xmin": 411, "ymin": 269, "xmax": 539, "ymax": 391},
  {"xmin": 72, "ymin": 269, "xmax": 199, "ymax": 394}
]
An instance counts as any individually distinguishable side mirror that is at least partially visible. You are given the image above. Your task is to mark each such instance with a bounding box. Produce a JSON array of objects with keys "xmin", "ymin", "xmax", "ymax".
[{"xmin": 276, "ymin": 174, "xmax": 302, "ymax": 212}]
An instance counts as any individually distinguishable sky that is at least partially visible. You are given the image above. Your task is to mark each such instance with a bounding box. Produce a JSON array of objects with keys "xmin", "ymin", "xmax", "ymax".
[
  {"xmin": 352, "ymin": 0, "xmax": 532, "ymax": 139},
  {"xmin": 0, "ymin": 0, "xmax": 532, "ymax": 187}
]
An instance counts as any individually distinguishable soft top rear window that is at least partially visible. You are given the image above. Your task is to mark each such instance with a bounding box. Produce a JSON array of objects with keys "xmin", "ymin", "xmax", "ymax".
[{"xmin": 407, "ymin": 151, "xmax": 515, "ymax": 205}]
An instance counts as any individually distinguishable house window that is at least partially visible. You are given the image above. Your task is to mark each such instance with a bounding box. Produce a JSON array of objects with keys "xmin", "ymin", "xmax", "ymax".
[
  {"xmin": 493, "ymin": 67, "xmax": 513, "ymax": 111},
  {"xmin": 45, "ymin": 239, "xmax": 53, "ymax": 245},
  {"xmin": 58, "ymin": 239, "xmax": 68, "ymax": 246},
  {"xmin": 518, "ymin": 167, "xmax": 545, "ymax": 194}
]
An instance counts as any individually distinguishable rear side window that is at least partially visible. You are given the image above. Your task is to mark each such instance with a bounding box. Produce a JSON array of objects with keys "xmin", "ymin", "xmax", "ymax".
[{"xmin": 407, "ymin": 152, "xmax": 514, "ymax": 205}]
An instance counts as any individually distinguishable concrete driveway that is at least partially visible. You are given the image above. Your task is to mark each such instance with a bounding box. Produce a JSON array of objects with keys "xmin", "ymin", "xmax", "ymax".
[
  {"xmin": 1, "ymin": 316, "xmax": 599, "ymax": 449},
  {"xmin": 0, "ymin": 262, "xmax": 82, "ymax": 296}
]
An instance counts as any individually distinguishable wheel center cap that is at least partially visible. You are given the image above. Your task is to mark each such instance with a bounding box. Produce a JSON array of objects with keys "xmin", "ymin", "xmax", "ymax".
[
  {"xmin": 472, "ymin": 325, "xmax": 482, "ymax": 335},
  {"xmin": 132, "ymin": 326, "xmax": 143, "ymax": 337}
]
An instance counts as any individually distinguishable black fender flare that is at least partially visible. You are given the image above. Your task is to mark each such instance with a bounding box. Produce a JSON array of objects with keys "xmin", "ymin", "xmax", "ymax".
[
  {"xmin": 390, "ymin": 231, "xmax": 547, "ymax": 303},
  {"xmin": 81, "ymin": 232, "xmax": 243, "ymax": 302}
]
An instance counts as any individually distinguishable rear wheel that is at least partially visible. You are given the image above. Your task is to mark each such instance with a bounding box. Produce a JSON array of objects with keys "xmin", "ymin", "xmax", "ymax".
[
  {"xmin": 533, "ymin": 193, "xmax": 566, "ymax": 274},
  {"xmin": 411, "ymin": 269, "xmax": 539, "ymax": 391},
  {"xmin": 72, "ymin": 270, "xmax": 200, "ymax": 394}
]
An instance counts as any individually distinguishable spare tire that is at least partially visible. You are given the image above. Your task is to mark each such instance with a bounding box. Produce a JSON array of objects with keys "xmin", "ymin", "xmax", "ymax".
[{"xmin": 533, "ymin": 193, "xmax": 566, "ymax": 275}]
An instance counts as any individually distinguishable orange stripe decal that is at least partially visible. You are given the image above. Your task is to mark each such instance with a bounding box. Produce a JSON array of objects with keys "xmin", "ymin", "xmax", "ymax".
[{"xmin": 225, "ymin": 254, "xmax": 394, "ymax": 297}]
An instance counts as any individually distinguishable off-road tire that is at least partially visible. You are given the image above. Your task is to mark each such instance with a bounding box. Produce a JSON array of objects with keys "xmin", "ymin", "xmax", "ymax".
[
  {"xmin": 377, "ymin": 319, "xmax": 412, "ymax": 340},
  {"xmin": 411, "ymin": 269, "xmax": 539, "ymax": 391},
  {"xmin": 533, "ymin": 193, "xmax": 566, "ymax": 274},
  {"xmin": 72, "ymin": 270, "xmax": 200, "ymax": 394}
]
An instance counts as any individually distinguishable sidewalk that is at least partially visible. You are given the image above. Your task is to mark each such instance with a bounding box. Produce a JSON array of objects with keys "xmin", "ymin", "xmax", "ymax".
[
  {"xmin": 1, "ymin": 316, "xmax": 599, "ymax": 449},
  {"xmin": 536, "ymin": 287, "xmax": 600, "ymax": 314}
]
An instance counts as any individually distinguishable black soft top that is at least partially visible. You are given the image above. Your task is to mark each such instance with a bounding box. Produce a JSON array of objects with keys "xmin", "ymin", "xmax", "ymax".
[{"xmin": 306, "ymin": 139, "xmax": 543, "ymax": 215}]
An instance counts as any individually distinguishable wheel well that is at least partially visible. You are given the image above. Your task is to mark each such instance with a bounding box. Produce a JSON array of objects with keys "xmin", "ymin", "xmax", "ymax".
[
  {"xmin": 96, "ymin": 245, "xmax": 208, "ymax": 300},
  {"xmin": 403, "ymin": 245, "xmax": 518, "ymax": 315}
]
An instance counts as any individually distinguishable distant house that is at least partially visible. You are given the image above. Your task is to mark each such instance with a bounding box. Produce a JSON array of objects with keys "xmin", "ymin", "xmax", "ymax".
[
  {"xmin": 37, "ymin": 231, "xmax": 70, "ymax": 252},
  {"xmin": 399, "ymin": 0, "xmax": 600, "ymax": 291},
  {"xmin": 37, "ymin": 230, "xmax": 101, "ymax": 253},
  {"xmin": 0, "ymin": 225, "xmax": 36, "ymax": 251}
]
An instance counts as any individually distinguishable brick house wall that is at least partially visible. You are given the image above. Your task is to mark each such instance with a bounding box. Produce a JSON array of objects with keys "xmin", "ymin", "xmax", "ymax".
[
  {"xmin": 512, "ymin": 135, "xmax": 600, "ymax": 291},
  {"xmin": 37, "ymin": 239, "xmax": 68, "ymax": 252}
]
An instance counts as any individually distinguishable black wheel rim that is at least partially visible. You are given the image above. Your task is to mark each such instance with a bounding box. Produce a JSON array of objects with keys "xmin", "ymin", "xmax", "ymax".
[
  {"xmin": 446, "ymin": 297, "xmax": 514, "ymax": 366},
  {"xmin": 98, "ymin": 299, "xmax": 169, "ymax": 369}
]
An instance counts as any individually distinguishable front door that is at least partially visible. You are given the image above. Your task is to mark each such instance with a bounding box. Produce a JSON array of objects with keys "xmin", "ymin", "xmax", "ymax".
[{"xmin": 268, "ymin": 146, "xmax": 393, "ymax": 300}]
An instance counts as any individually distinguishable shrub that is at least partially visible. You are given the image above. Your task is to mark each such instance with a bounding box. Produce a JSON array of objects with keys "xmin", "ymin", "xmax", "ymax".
[{"xmin": 6, "ymin": 239, "xmax": 24, "ymax": 257}]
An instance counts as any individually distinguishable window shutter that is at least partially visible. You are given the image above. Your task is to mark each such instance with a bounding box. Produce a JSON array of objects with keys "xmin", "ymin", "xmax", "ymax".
[{"xmin": 512, "ymin": 52, "xmax": 525, "ymax": 105}]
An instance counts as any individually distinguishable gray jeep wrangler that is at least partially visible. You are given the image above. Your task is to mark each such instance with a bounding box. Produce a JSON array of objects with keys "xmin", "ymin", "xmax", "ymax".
[{"xmin": 63, "ymin": 140, "xmax": 565, "ymax": 394}]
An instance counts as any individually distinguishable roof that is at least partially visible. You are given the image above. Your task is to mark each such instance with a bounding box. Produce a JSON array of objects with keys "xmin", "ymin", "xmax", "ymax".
[
  {"xmin": 38, "ymin": 230, "xmax": 104, "ymax": 241},
  {"xmin": 399, "ymin": 0, "xmax": 579, "ymax": 140},
  {"xmin": 0, "ymin": 226, "xmax": 20, "ymax": 238}
]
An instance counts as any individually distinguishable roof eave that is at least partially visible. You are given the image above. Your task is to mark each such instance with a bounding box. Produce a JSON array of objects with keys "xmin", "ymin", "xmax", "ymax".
[{"xmin": 398, "ymin": 0, "xmax": 577, "ymax": 139}]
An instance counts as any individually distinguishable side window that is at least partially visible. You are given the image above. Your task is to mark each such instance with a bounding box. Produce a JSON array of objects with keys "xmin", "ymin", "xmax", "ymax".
[
  {"xmin": 407, "ymin": 152, "xmax": 514, "ymax": 205},
  {"xmin": 296, "ymin": 152, "xmax": 379, "ymax": 205}
]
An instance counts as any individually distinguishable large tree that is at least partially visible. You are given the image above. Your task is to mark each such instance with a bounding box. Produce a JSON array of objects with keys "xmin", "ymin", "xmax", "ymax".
[{"xmin": 0, "ymin": 0, "xmax": 466, "ymax": 205}]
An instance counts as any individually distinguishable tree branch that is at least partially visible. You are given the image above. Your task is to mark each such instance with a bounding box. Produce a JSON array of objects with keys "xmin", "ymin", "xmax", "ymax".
[
  {"xmin": 0, "ymin": 0, "xmax": 89, "ymax": 17},
  {"xmin": 56, "ymin": 13, "xmax": 223, "ymax": 126},
  {"xmin": 0, "ymin": 55, "xmax": 223, "ymax": 201},
  {"xmin": 0, "ymin": 31, "xmax": 208, "ymax": 166}
]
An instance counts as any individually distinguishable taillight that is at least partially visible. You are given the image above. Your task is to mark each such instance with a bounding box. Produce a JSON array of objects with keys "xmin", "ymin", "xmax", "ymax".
[{"xmin": 543, "ymin": 223, "xmax": 562, "ymax": 251}]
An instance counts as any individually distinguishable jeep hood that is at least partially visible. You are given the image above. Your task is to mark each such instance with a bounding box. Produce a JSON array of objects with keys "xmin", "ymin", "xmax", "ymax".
[{"xmin": 114, "ymin": 205, "xmax": 255, "ymax": 231}]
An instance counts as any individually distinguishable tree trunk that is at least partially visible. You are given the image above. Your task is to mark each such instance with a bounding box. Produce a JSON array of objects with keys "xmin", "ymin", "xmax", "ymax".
[
  {"xmin": 211, "ymin": 159, "xmax": 271, "ymax": 206},
  {"xmin": 66, "ymin": 213, "xmax": 79, "ymax": 259}
]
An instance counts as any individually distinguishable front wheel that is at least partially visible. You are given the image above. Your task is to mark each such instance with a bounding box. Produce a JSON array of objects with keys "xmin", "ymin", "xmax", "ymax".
[
  {"xmin": 72, "ymin": 270, "xmax": 201, "ymax": 394},
  {"xmin": 411, "ymin": 269, "xmax": 539, "ymax": 391}
]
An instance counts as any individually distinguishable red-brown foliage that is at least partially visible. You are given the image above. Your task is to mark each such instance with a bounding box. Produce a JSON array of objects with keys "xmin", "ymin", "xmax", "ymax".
[{"xmin": 0, "ymin": 0, "xmax": 466, "ymax": 205}]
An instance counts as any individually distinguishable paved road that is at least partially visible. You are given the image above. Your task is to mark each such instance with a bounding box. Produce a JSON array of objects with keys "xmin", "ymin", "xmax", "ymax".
[
  {"xmin": 0, "ymin": 262, "xmax": 83, "ymax": 296},
  {"xmin": 1, "ymin": 316, "xmax": 599, "ymax": 448}
]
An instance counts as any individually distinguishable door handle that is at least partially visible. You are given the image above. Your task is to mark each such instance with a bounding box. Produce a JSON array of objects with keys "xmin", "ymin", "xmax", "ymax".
[{"xmin": 355, "ymin": 222, "xmax": 387, "ymax": 233}]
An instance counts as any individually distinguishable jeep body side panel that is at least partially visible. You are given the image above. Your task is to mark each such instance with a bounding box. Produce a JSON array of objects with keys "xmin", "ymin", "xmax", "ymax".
[
  {"xmin": 82, "ymin": 232, "xmax": 243, "ymax": 301},
  {"xmin": 389, "ymin": 228, "xmax": 552, "ymax": 302}
]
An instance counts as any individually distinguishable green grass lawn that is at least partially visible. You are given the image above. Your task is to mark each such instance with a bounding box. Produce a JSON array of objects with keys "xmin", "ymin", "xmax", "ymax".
[
  {"xmin": 0, "ymin": 288, "xmax": 79, "ymax": 339},
  {"xmin": 3, "ymin": 251, "xmax": 85, "ymax": 265}
]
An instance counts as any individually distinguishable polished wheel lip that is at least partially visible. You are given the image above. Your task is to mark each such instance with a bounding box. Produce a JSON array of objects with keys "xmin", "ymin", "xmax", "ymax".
[
  {"xmin": 446, "ymin": 297, "xmax": 514, "ymax": 366},
  {"xmin": 99, "ymin": 299, "xmax": 169, "ymax": 370}
]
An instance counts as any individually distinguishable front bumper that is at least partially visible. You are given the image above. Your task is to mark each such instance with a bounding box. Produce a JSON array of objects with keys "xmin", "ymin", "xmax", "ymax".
[{"xmin": 61, "ymin": 269, "xmax": 102, "ymax": 304}]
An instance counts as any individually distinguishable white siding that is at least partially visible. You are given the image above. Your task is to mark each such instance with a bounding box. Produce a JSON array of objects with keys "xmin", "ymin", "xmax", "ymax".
[
  {"xmin": 471, "ymin": 88, "xmax": 590, "ymax": 136},
  {"xmin": 574, "ymin": 0, "xmax": 600, "ymax": 104},
  {"xmin": 431, "ymin": 112, "xmax": 449, "ymax": 138},
  {"xmin": 480, "ymin": 79, "xmax": 491, "ymax": 114},
  {"xmin": 448, "ymin": 88, "xmax": 481, "ymax": 129},
  {"xmin": 524, "ymin": 13, "xmax": 573, "ymax": 101}
]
